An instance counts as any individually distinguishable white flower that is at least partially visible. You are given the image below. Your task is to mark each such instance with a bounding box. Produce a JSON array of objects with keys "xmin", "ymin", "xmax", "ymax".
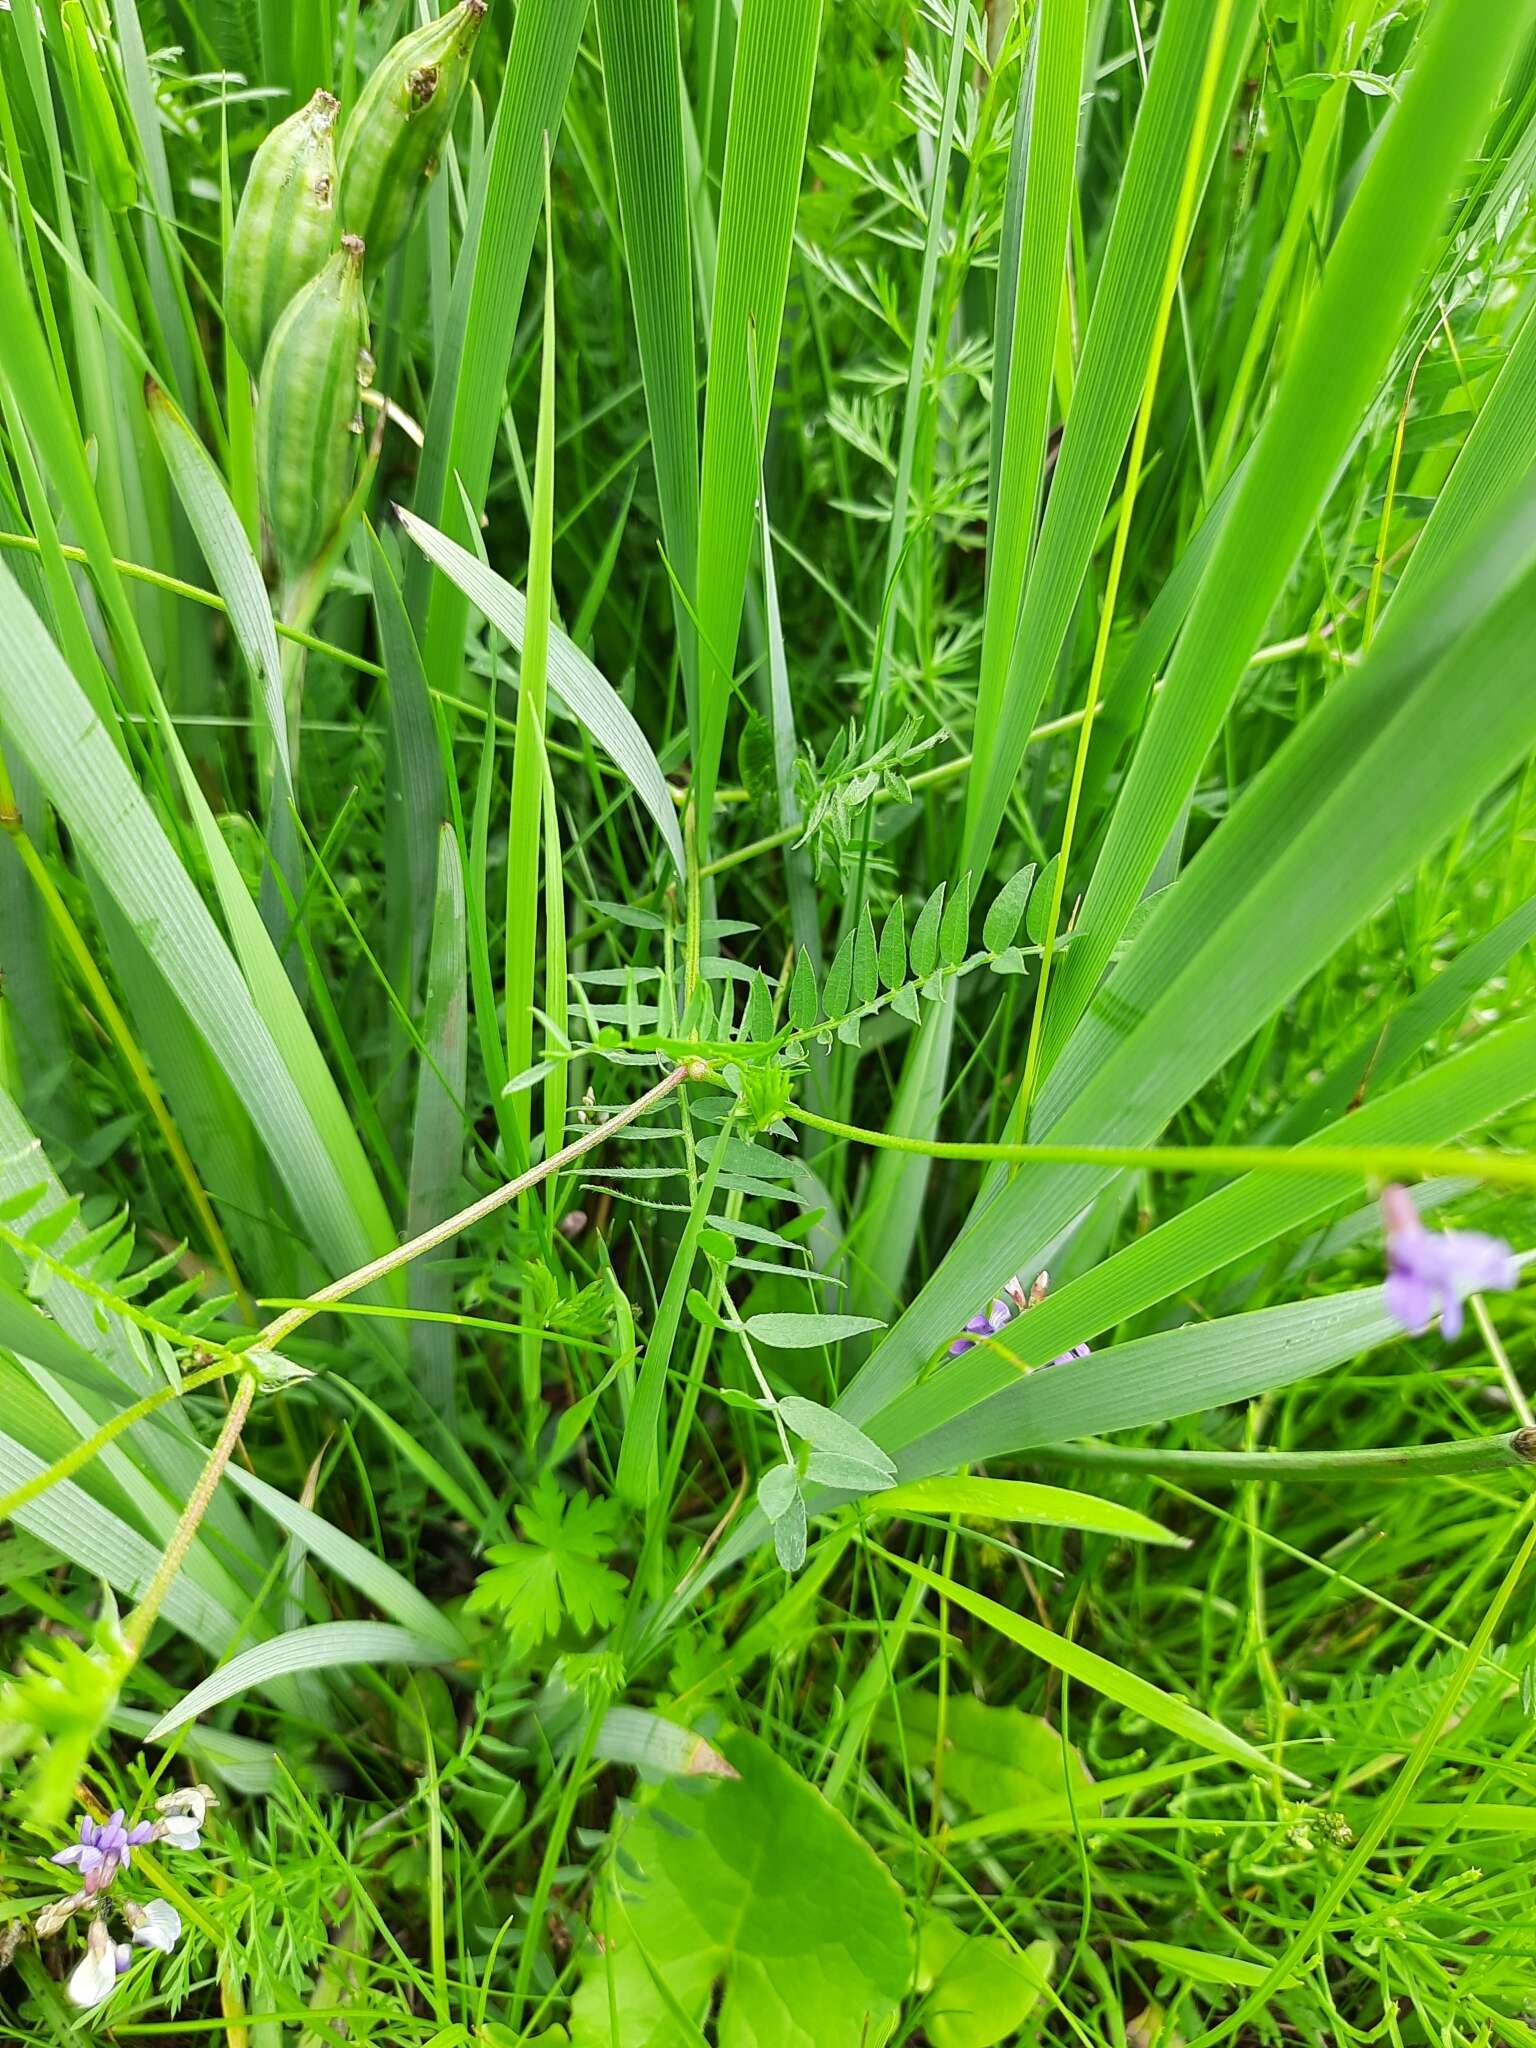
[
  {"xmin": 66, "ymin": 1921, "xmax": 121, "ymax": 2009},
  {"xmin": 154, "ymin": 1782, "xmax": 217, "ymax": 1851},
  {"xmin": 156, "ymin": 1812, "xmax": 202, "ymax": 1851},
  {"xmin": 126, "ymin": 1899, "xmax": 182, "ymax": 1954}
]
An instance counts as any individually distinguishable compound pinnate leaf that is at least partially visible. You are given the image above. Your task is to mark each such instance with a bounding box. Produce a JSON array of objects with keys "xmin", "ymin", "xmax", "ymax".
[{"xmin": 570, "ymin": 1731, "xmax": 911, "ymax": 2045}]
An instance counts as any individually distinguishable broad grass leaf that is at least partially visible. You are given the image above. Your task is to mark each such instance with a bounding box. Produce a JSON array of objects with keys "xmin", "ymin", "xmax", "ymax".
[
  {"xmin": 692, "ymin": 0, "xmax": 823, "ymax": 824},
  {"xmin": 1048, "ymin": 0, "xmax": 1534, "ymax": 1057},
  {"xmin": 405, "ymin": 826, "xmax": 470, "ymax": 1423},
  {"xmin": 889, "ymin": 1290, "xmax": 1394, "ymax": 1475},
  {"xmin": 0, "ymin": 1429, "xmax": 237, "ymax": 1658},
  {"xmin": 838, "ymin": 484, "xmax": 1536, "ymax": 1426},
  {"xmin": 413, "ymin": 0, "xmax": 588, "ymax": 661},
  {"xmin": 887, "ymin": 1013, "xmax": 1536, "ymax": 1447},
  {"xmin": 145, "ymin": 1622, "xmax": 455, "ymax": 1741},
  {"xmin": 569, "ymin": 1731, "xmax": 910, "ymax": 2045},
  {"xmin": 872, "ymin": 1475, "xmax": 1179, "ymax": 1546},
  {"xmin": 595, "ymin": 0, "xmax": 699, "ymax": 694},
  {"xmin": 223, "ymin": 1464, "xmax": 467, "ymax": 1658},
  {"xmin": 0, "ymin": 566, "xmax": 396, "ymax": 1289}
]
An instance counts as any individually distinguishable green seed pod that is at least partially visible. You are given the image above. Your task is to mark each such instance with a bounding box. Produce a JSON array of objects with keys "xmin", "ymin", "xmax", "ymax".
[
  {"xmin": 338, "ymin": 0, "xmax": 486, "ymax": 273},
  {"xmin": 257, "ymin": 234, "xmax": 371, "ymax": 580},
  {"xmin": 226, "ymin": 88, "xmax": 341, "ymax": 370}
]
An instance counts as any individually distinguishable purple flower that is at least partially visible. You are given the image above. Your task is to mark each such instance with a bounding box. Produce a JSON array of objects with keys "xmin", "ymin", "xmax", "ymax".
[
  {"xmin": 949, "ymin": 1297, "xmax": 1013, "ymax": 1356},
  {"xmin": 1382, "ymin": 1184, "xmax": 1519, "ymax": 1342},
  {"xmin": 52, "ymin": 1811, "xmax": 155, "ymax": 1896},
  {"xmin": 948, "ymin": 1273, "xmax": 1092, "ymax": 1368}
]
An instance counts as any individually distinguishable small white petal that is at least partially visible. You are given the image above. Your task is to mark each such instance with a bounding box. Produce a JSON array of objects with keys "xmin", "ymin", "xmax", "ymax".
[
  {"xmin": 131, "ymin": 1900, "xmax": 182, "ymax": 1954},
  {"xmin": 114, "ymin": 1942, "xmax": 133, "ymax": 1972},
  {"xmin": 160, "ymin": 1816, "xmax": 202, "ymax": 1850},
  {"xmin": 66, "ymin": 1943, "xmax": 118, "ymax": 2009}
]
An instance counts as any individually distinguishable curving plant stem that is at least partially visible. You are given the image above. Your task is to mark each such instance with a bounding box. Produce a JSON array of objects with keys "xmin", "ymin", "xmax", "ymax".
[{"xmin": 114, "ymin": 1063, "xmax": 701, "ymax": 1680}]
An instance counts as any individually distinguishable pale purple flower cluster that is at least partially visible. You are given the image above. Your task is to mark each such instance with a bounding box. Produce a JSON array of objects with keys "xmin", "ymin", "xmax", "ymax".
[
  {"xmin": 51, "ymin": 1810, "xmax": 156, "ymax": 1895},
  {"xmin": 948, "ymin": 1272, "xmax": 1090, "ymax": 1366},
  {"xmin": 40, "ymin": 1787, "xmax": 215, "ymax": 2009},
  {"xmin": 1381, "ymin": 1185, "xmax": 1518, "ymax": 1341}
]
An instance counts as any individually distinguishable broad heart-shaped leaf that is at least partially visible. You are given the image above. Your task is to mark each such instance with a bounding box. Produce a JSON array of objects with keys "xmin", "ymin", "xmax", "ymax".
[
  {"xmin": 397, "ymin": 507, "xmax": 684, "ymax": 877},
  {"xmin": 879, "ymin": 1689, "xmax": 1098, "ymax": 1826},
  {"xmin": 917, "ymin": 1918, "xmax": 1053, "ymax": 2048},
  {"xmin": 570, "ymin": 1730, "xmax": 911, "ymax": 2046}
]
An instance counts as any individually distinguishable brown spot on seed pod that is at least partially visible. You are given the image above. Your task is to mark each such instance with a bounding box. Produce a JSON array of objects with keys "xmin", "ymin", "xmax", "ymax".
[{"xmin": 409, "ymin": 63, "xmax": 440, "ymax": 107}]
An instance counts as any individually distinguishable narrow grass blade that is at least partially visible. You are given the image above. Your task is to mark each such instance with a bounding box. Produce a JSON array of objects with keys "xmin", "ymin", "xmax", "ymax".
[
  {"xmin": 398, "ymin": 507, "xmax": 685, "ymax": 875},
  {"xmin": 406, "ymin": 827, "xmax": 470, "ymax": 1423},
  {"xmin": 596, "ymin": 0, "xmax": 699, "ymax": 693},
  {"xmin": 1046, "ymin": 0, "xmax": 1533, "ymax": 1066},
  {"xmin": 692, "ymin": 0, "xmax": 823, "ymax": 827},
  {"xmin": 368, "ymin": 524, "xmax": 447, "ymax": 998},
  {"xmin": 962, "ymin": 0, "xmax": 1253, "ymax": 871},
  {"xmin": 882, "ymin": 1550, "xmax": 1300, "ymax": 1783}
]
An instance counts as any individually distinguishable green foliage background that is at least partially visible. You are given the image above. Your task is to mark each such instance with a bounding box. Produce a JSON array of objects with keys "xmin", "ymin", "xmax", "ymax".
[{"xmin": 2, "ymin": 0, "xmax": 1536, "ymax": 2041}]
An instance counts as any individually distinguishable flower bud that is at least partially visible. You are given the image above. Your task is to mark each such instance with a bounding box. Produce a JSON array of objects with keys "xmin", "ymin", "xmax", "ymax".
[
  {"xmin": 256, "ymin": 235, "xmax": 371, "ymax": 580},
  {"xmin": 338, "ymin": 0, "xmax": 486, "ymax": 273},
  {"xmin": 226, "ymin": 88, "xmax": 340, "ymax": 370}
]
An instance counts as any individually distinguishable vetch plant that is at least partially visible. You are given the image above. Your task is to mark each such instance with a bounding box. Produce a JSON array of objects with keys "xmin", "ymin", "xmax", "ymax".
[
  {"xmin": 1380, "ymin": 1182, "xmax": 1520, "ymax": 1340},
  {"xmin": 34, "ymin": 1795, "xmax": 207, "ymax": 2010},
  {"xmin": 2, "ymin": 0, "xmax": 1536, "ymax": 2041}
]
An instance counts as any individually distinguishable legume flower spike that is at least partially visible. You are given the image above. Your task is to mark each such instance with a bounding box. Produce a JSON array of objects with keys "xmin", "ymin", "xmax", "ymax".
[
  {"xmin": 51, "ymin": 1810, "xmax": 155, "ymax": 1895},
  {"xmin": 948, "ymin": 1272, "xmax": 1091, "ymax": 1366},
  {"xmin": 1381, "ymin": 1184, "xmax": 1518, "ymax": 1341}
]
